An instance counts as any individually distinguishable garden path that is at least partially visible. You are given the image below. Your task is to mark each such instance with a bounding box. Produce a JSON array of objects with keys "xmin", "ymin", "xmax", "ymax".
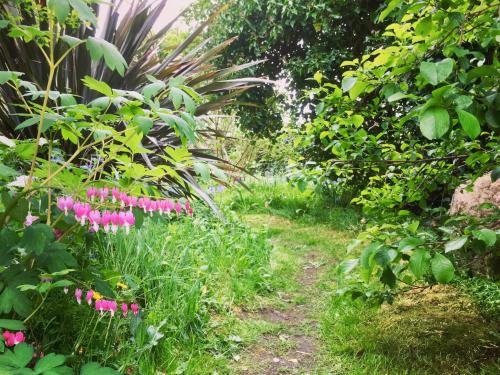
[{"xmin": 231, "ymin": 214, "xmax": 349, "ymax": 374}]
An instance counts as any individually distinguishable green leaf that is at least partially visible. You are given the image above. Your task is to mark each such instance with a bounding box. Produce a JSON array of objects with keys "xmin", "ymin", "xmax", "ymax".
[
  {"xmin": 0, "ymin": 286, "xmax": 32, "ymax": 317},
  {"xmin": 341, "ymin": 77, "xmax": 357, "ymax": 92},
  {"xmin": 133, "ymin": 116, "xmax": 154, "ymax": 135},
  {"xmin": 387, "ymin": 92, "xmax": 409, "ymax": 102},
  {"xmin": 85, "ymin": 38, "xmax": 127, "ymax": 76},
  {"xmin": 19, "ymin": 224, "xmax": 55, "ymax": 255},
  {"xmin": 48, "ymin": 0, "xmax": 70, "ymax": 23},
  {"xmin": 34, "ymin": 353, "xmax": 66, "ymax": 373},
  {"xmin": 68, "ymin": 0, "xmax": 97, "ymax": 25},
  {"xmin": 419, "ymin": 107, "xmax": 450, "ymax": 140},
  {"xmin": 444, "ymin": 236, "xmax": 468, "ymax": 253},
  {"xmin": 60, "ymin": 94, "xmax": 77, "ymax": 106},
  {"xmin": 82, "ymin": 76, "xmax": 114, "ymax": 97},
  {"xmin": 378, "ymin": 0, "xmax": 402, "ymax": 22},
  {"xmin": 398, "ymin": 237, "xmax": 424, "ymax": 251},
  {"xmin": 0, "ymin": 319, "xmax": 25, "ymax": 330},
  {"xmin": 409, "ymin": 249, "xmax": 431, "ymax": 279},
  {"xmin": 142, "ymin": 81, "xmax": 165, "ymax": 99},
  {"xmin": 420, "ymin": 59, "xmax": 454, "ymax": 85},
  {"xmin": 472, "ymin": 229, "xmax": 496, "ymax": 247},
  {"xmin": 492, "ymin": 167, "xmax": 500, "ymax": 182},
  {"xmin": 0, "ymin": 163, "xmax": 19, "ymax": 179},
  {"xmin": 60, "ymin": 35, "xmax": 81, "ymax": 48},
  {"xmin": 457, "ymin": 110, "xmax": 480, "ymax": 139},
  {"xmin": 0, "ymin": 71, "xmax": 23, "ymax": 84},
  {"xmin": 193, "ymin": 162, "xmax": 210, "ymax": 180},
  {"xmin": 380, "ymin": 266, "xmax": 396, "ymax": 287},
  {"xmin": 431, "ymin": 253, "xmax": 455, "ymax": 283},
  {"xmin": 337, "ymin": 259, "xmax": 359, "ymax": 274},
  {"xmin": 15, "ymin": 115, "xmax": 40, "ymax": 131},
  {"xmin": 170, "ymin": 87, "xmax": 184, "ymax": 110}
]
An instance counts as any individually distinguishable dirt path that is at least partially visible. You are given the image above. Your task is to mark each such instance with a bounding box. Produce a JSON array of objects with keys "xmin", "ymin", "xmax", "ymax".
[{"xmin": 232, "ymin": 214, "xmax": 349, "ymax": 374}]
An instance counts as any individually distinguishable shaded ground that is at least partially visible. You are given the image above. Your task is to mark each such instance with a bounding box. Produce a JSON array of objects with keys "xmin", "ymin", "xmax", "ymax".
[{"xmin": 227, "ymin": 213, "xmax": 500, "ymax": 375}]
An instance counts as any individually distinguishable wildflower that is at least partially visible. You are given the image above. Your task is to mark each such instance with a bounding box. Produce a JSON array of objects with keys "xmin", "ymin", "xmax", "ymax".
[
  {"xmin": 110, "ymin": 212, "xmax": 120, "ymax": 234},
  {"xmin": 121, "ymin": 303, "xmax": 128, "ymax": 317},
  {"xmin": 109, "ymin": 301, "xmax": 117, "ymax": 317},
  {"xmin": 124, "ymin": 211, "xmax": 135, "ymax": 234},
  {"xmin": 86, "ymin": 187, "xmax": 98, "ymax": 201},
  {"xmin": 73, "ymin": 202, "xmax": 91, "ymax": 226},
  {"xmin": 86, "ymin": 290, "xmax": 94, "ymax": 305},
  {"xmin": 88, "ymin": 210, "xmax": 101, "ymax": 232},
  {"xmin": 130, "ymin": 303, "xmax": 139, "ymax": 316},
  {"xmin": 24, "ymin": 212, "xmax": 39, "ymax": 226},
  {"xmin": 184, "ymin": 201, "xmax": 193, "ymax": 216},
  {"xmin": 174, "ymin": 202, "xmax": 182, "ymax": 216},
  {"xmin": 116, "ymin": 282, "xmax": 128, "ymax": 289},
  {"xmin": 128, "ymin": 196, "xmax": 138, "ymax": 210},
  {"xmin": 63, "ymin": 286, "xmax": 69, "ymax": 294},
  {"xmin": 75, "ymin": 288, "xmax": 82, "ymax": 304},
  {"xmin": 95, "ymin": 299, "xmax": 104, "ymax": 314},
  {"xmin": 54, "ymin": 228, "xmax": 63, "ymax": 240},
  {"xmin": 112, "ymin": 188, "xmax": 121, "ymax": 203},
  {"xmin": 2, "ymin": 331, "xmax": 25, "ymax": 347},
  {"xmin": 148, "ymin": 200, "xmax": 157, "ymax": 216},
  {"xmin": 97, "ymin": 188, "xmax": 109, "ymax": 202},
  {"xmin": 56, "ymin": 196, "xmax": 74, "ymax": 215},
  {"xmin": 119, "ymin": 192, "xmax": 129, "ymax": 208},
  {"xmin": 92, "ymin": 291, "xmax": 103, "ymax": 300},
  {"xmin": 101, "ymin": 211, "xmax": 112, "ymax": 232}
]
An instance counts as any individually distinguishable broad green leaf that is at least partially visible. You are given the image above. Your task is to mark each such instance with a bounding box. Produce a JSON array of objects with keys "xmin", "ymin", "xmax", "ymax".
[
  {"xmin": 85, "ymin": 38, "xmax": 127, "ymax": 76},
  {"xmin": 387, "ymin": 92, "xmax": 409, "ymax": 102},
  {"xmin": 472, "ymin": 229, "xmax": 496, "ymax": 247},
  {"xmin": 0, "ymin": 319, "xmax": 25, "ymax": 330},
  {"xmin": 380, "ymin": 266, "xmax": 396, "ymax": 287},
  {"xmin": 34, "ymin": 353, "xmax": 66, "ymax": 373},
  {"xmin": 82, "ymin": 76, "xmax": 114, "ymax": 97},
  {"xmin": 68, "ymin": 0, "xmax": 97, "ymax": 25},
  {"xmin": 194, "ymin": 162, "xmax": 210, "ymax": 180},
  {"xmin": 170, "ymin": 87, "xmax": 184, "ymax": 110},
  {"xmin": 444, "ymin": 236, "xmax": 468, "ymax": 253},
  {"xmin": 409, "ymin": 249, "xmax": 431, "ymax": 279},
  {"xmin": 48, "ymin": 0, "xmax": 70, "ymax": 23},
  {"xmin": 142, "ymin": 81, "xmax": 165, "ymax": 99},
  {"xmin": 378, "ymin": 0, "xmax": 402, "ymax": 22},
  {"xmin": 337, "ymin": 259, "xmax": 359, "ymax": 274},
  {"xmin": 133, "ymin": 116, "xmax": 154, "ymax": 135},
  {"xmin": 398, "ymin": 237, "xmax": 424, "ymax": 251},
  {"xmin": 60, "ymin": 35, "xmax": 81, "ymax": 48},
  {"xmin": 0, "ymin": 71, "xmax": 23, "ymax": 84},
  {"xmin": 431, "ymin": 253, "xmax": 455, "ymax": 283},
  {"xmin": 0, "ymin": 163, "xmax": 19, "ymax": 179},
  {"xmin": 19, "ymin": 224, "xmax": 55, "ymax": 255},
  {"xmin": 420, "ymin": 59, "xmax": 453, "ymax": 85},
  {"xmin": 341, "ymin": 77, "xmax": 357, "ymax": 92},
  {"xmin": 419, "ymin": 106, "xmax": 450, "ymax": 140},
  {"xmin": 60, "ymin": 93, "xmax": 77, "ymax": 106},
  {"xmin": 457, "ymin": 110, "xmax": 480, "ymax": 139},
  {"xmin": 0, "ymin": 286, "xmax": 32, "ymax": 317}
]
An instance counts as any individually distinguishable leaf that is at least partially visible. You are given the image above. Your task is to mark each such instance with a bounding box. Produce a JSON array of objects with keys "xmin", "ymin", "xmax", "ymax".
[
  {"xmin": 378, "ymin": 0, "xmax": 402, "ymax": 22},
  {"xmin": 85, "ymin": 38, "xmax": 127, "ymax": 76},
  {"xmin": 82, "ymin": 76, "xmax": 114, "ymax": 97},
  {"xmin": 170, "ymin": 87, "xmax": 184, "ymax": 110},
  {"xmin": 193, "ymin": 162, "xmax": 210, "ymax": 180},
  {"xmin": 472, "ymin": 229, "xmax": 496, "ymax": 247},
  {"xmin": 19, "ymin": 224, "xmax": 55, "ymax": 255},
  {"xmin": 60, "ymin": 35, "xmax": 81, "ymax": 48},
  {"xmin": 68, "ymin": 0, "xmax": 97, "ymax": 26},
  {"xmin": 398, "ymin": 237, "xmax": 425, "ymax": 251},
  {"xmin": 431, "ymin": 253, "xmax": 455, "ymax": 283},
  {"xmin": 419, "ymin": 107, "xmax": 450, "ymax": 140},
  {"xmin": 387, "ymin": 92, "xmax": 409, "ymax": 102},
  {"xmin": 0, "ymin": 71, "xmax": 23, "ymax": 84},
  {"xmin": 492, "ymin": 167, "xmax": 500, "ymax": 182},
  {"xmin": 380, "ymin": 266, "xmax": 396, "ymax": 287},
  {"xmin": 34, "ymin": 353, "xmax": 66, "ymax": 373},
  {"xmin": 0, "ymin": 319, "xmax": 25, "ymax": 330},
  {"xmin": 0, "ymin": 163, "xmax": 19, "ymax": 179},
  {"xmin": 341, "ymin": 77, "xmax": 357, "ymax": 92},
  {"xmin": 0, "ymin": 286, "xmax": 32, "ymax": 317},
  {"xmin": 48, "ymin": 0, "xmax": 70, "ymax": 24},
  {"xmin": 15, "ymin": 115, "xmax": 40, "ymax": 131},
  {"xmin": 337, "ymin": 259, "xmax": 359, "ymax": 274},
  {"xmin": 133, "ymin": 116, "xmax": 154, "ymax": 135},
  {"xmin": 142, "ymin": 81, "xmax": 165, "ymax": 99},
  {"xmin": 420, "ymin": 59, "xmax": 454, "ymax": 85},
  {"xmin": 456, "ymin": 110, "xmax": 480, "ymax": 139},
  {"xmin": 409, "ymin": 249, "xmax": 431, "ymax": 279},
  {"xmin": 444, "ymin": 236, "xmax": 468, "ymax": 253}
]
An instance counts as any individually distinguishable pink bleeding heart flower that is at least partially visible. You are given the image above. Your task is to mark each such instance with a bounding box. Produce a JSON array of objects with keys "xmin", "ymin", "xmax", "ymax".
[
  {"xmin": 148, "ymin": 200, "xmax": 157, "ymax": 216},
  {"xmin": 86, "ymin": 187, "xmax": 98, "ymax": 201},
  {"xmin": 86, "ymin": 290, "xmax": 94, "ymax": 305},
  {"xmin": 138, "ymin": 197, "xmax": 151, "ymax": 213},
  {"xmin": 57, "ymin": 196, "xmax": 74, "ymax": 215},
  {"xmin": 184, "ymin": 201, "xmax": 193, "ymax": 216},
  {"xmin": 97, "ymin": 188, "xmax": 109, "ymax": 202},
  {"xmin": 124, "ymin": 211, "xmax": 135, "ymax": 234},
  {"xmin": 14, "ymin": 332, "xmax": 25, "ymax": 345},
  {"xmin": 108, "ymin": 300, "xmax": 117, "ymax": 317},
  {"xmin": 24, "ymin": 212, "xmax": 39, "ymax": 227},
  {"xmin": 119, "ymin": 192, "xmax": 129, "ymax": 208},
  {"xmin": 121, "ymin": 303, "xmax": 128, "ymax": 317},
  {"xmin": 101, "ymin": 211, "xmax": 112, "ymax": 233},
  {"xmin": 174, "ymin": 202, "xmax": 182, "ymax": 216},
  {"xmin": 110, "ymin": 212, "xmax": 120, "ymax": 234},
  {"xmin": 73, "ymin": 202, "xmax": 91, "ymax": 226},
  {"xmin": 88, "ymin": 210, "xmax": 101, "ymax": 232},
  {"xmin": 2, "ymin": 331, "xmax": 25, "ymax": 347},
  {"xmin": 95, "ymin": 299, "xmax": 103, "ymax": 314},
  {"xmin": 112, "ymin": 188, "xmax": 121, "ymax": 203},
  {"xmin": 130, "ymin": 303, "xmax": 139, "ymax": 316},
  {"xmin": 128, "ymin": 196, "xmax": 138, "ymax": 210},
  {"xmin": 75, "ymin": 288, "xmax": 82, "ymax": 304}
]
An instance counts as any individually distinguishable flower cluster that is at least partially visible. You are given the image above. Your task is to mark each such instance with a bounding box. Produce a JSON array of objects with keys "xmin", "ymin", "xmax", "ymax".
[
  {"xmin": 55, "ymin": 187, "xmax": 193, "ymax": 234},
  {"xmin": 74, "ymin": 288, "xmax": 139, "ymax": 318},
  {"xmin": 2, "ymin": 331, "xmax": 25, "ymax": 347}
]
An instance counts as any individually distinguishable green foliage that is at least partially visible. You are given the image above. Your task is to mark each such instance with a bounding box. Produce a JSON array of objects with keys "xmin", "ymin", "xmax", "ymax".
[{"xmin": 186, "ymin": 0, "xmax": 385, "ymax": 135}]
